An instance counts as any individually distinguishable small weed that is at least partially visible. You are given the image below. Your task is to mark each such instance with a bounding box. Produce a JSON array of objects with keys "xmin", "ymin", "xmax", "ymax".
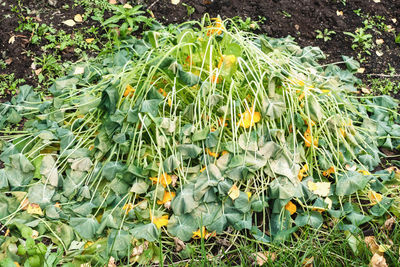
[
  {"xmin": 0, "ymin": 73, "xmax": 25, "ymax": 95},
  {"xmin": 315, "ymin": 29, "xmax": 336, "ymax": 42},
  {"xmin": 344, "ymin": 27, "xmax": 373, "ymax": 61},
  {"xmin": 34, "ymin": 54, "xmax": 63, "ymax": 85},
  {"xmin": 102, "ymin": 5, "xmax": 153, "ymax": 38},
  {"xmin": 182, "ymin": 3, "xmax": 195, "ymax": 16},
  {"xmin": 281, "ymin": 10, "xmax": 292, "ymax": 18},
  {"xmin": 369, "ymin": 78, "xmax": 400, "ymax": 95},
  {"xmin": 230, "ymin": 16, "xmax": 266, "ymax": 31}
]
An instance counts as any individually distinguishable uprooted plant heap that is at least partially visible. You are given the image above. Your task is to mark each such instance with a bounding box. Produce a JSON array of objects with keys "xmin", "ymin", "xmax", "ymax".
[{"xmin": 0, "ymin": 16, "xmax": 399, "ymax": 265}]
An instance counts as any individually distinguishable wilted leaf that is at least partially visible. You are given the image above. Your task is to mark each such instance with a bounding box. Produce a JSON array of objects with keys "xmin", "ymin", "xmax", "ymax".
[
  {"xmin": 253, "ymin": 251, "xmax": 277, "ymax": 266},
  {"xmin": 369, "ymin": 253, "xmax": 388, "ymax": 267},
  {"xmin": 74, "ymin": 14, "xmax": 83, "ymax": 23},
  {"xmin": 62, "ymin": 19, "xmax": 76, "ymax": 27}
]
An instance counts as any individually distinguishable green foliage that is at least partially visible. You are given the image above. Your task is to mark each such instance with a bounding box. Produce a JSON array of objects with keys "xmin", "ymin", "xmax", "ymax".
[
  {"xmin": 0, "ymin": 74, "xmax": 25, "ymax": 96},
  {"xmin": 315, "ymin": 29, "xmax": 336, "ymax": 42}
]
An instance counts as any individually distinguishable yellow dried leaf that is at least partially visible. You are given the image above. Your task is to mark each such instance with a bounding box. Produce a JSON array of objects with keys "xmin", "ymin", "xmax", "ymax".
[
  {"xmin": 228, "ymin": 184, "xmax": 240, "ymax": 200},
  {"xmin": 62, "ymin": 19, "xmax": 76, "ymax": 27},
  {"xmin": 173, "ymin": 237, "xmax": 186, "ymax": 252},
  {"xmin": 74, "ymin": 14, "xmax": 83, "ymax": 23},
  {"xmin": 85, "ymin": 38, "xmax": 95, "ymax": 43},
  {"xmin": 27, "ymin": 203, "xmax": 44, "ymax": 216},
  {"xmin": 365, "ymin": 236, "xmax": 381, "ymax": 255},
  {"xmin": 307, "ymin": 181, "xmax": 331, "ymax": 197},
  {"xmin": 368, "ymin": 191, "xmax": 383, "ymax": 205},
  {"xmin": 369, "ymin": 253, "xmax": 388, "ymax": 267}
]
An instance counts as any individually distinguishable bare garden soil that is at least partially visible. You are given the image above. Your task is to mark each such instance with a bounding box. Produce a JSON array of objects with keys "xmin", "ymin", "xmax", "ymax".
[{"xmin": 1, "ymin": 0, "xmax": 400, "ymax": 93}]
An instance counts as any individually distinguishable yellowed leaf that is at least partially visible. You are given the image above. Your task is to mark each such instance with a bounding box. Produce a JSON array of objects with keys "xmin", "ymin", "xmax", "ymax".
[
  {"xmin": 62, "ymin": 19, "xmax": 76, "ymax": 27},
  {"xmin": 302, "ymin": 256, "xmax": 314, "ymax": 267},
  {"xmin": 308, "ymin": 181, "xmax": 331, "ymax": 197},
  {"xmin": 8, "ymin": 35, "xmax": 15, "ymax": 44},
  {"xmin": 369, "ymin": 253, "xmax": 388, "ymax": 267},
  {"xmin": 123, "ymin": 3, "xmax": 132, "ymax": 8},
  {"xmin": 357, "ymin": 67, "xmax": 365, "ymax": 73},
  {"xmin": 365, "ymin": 236, "xmax": 381, "ymax": 255},
  {"xmin": 27, "ymin": 203, "xmax": 44, "ymax": 216},
  {"xmin": 254, "ymin": 251, "xmax": 277, "ymax": 266},
  {"xmin": 108, "ymin": 256, "xmax": 116, "ymax": 267},
  {"xmin": 376, "ymin": 39, "xmax": 384, "ymax": 45},
  {"xmin": 34, "ymin": 68, "xmax": 42, "ymax": 76},
  {"xmin": 85, "ymin": 38, "xmax": 95, "ymax": 43},
  {"xmin": 228, "ymin": 184, "xmax": 240, "ymax": 200},
  {"xmin": 74, "ymin": 14, "xmax": 83, "ymax": 23}
]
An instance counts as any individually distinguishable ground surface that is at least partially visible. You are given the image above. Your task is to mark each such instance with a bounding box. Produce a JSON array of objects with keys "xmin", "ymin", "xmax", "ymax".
[{"xmin": 1, "ymin": 0, "xmax": 400, "ymax": 98}]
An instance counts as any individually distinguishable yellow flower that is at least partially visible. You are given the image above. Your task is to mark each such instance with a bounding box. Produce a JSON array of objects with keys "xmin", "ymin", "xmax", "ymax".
[
  {"xmin": 238, "ymin": 107, "xmax": 261, "ymax": 128},
  {"xmin": 149, "ymin": 173, "xmax": 172, "ymax": 188},
  {"xmin": 368, "ymin": 191, "xmax": 383, "ymax": 205},
  {"xmin": 157, "ymin": 191, "xmax": 176, "ymax": 205},
  {"xmin": 192, "ymin": 226, "xmax": 216, "ymax": 239},
  {"xmin": 123, "ymin": 84, "xmax": 135, "ymax": 97},
  {"xmin": 358, "ymin": 169, "xmax": 370, "ymax": 175},
  {"xmin": 298, "ymin": 164, "xmax": 308, "ymax": 181},
  {"xmin": 285, "ymin": 201, "xmax": 297, "ymax": 215},
  {"xmin": 246, "ymin": 192, "xmax": 252, "ymax": 200},
  {"xmin": 152, "ymin": 215, "xmax": 169, "ymax": 229},
  {"xmin": 123, "ymin": 203, "xmax": 134, "ymax": 214},
  {"xmin": 322, "ymin": 166, "xmax": 335, "ymax": 177}
]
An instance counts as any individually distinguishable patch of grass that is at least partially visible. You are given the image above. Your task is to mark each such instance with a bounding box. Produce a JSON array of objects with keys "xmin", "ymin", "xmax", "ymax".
[
  {"xmin": 0, "ymin": 73, "xmax": 25, "ymax": 96},
  {"xmin": 369, "ymin": 78, "xmax": 400, "ymax": 96}
]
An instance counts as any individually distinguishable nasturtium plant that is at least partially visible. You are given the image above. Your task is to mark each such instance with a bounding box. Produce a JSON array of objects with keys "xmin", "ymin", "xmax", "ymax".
[{"xmin": 0, "ymin": 15, "xmax": 399, "ymax": 265}]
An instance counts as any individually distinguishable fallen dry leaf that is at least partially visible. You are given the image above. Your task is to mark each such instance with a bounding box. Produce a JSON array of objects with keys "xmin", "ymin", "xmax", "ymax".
[
  {"xmin": 302, "ymin": 256, "xmax": 314, "ymax": 267},
  {"xmin": 74, "ymin": 14, "xmax": 83, "ymax": 23},
  {"xmin": 372, "ymin": 0, "xmax": 381, "ymax": 2},
  {"xmin": 5, "ymin": 58, "xmax": 12, "ymax": 65},
  {"xmin": 376, "ymin": 39, "xmax": 384, "ymax": 45},
  {"xmin": 392, "ymin": 18, "xmax": 397, "ymax": 23},
  {"xmin": 123, "ymin": 3, "xmax": 132, "ymax": 8},
  {"xmin": 357, "ymin": 67, "xmax": 365, "ymax": 73},
  {"xmin": 109, "ymin": 0, "xmax": 117, "ymax": 4},
  {"xmin": 73, "ymin": 66, "xmax": 85, "ymax": 75},
  {"xmin": 63, "ymin": 19, "xmax": 76, "ymax": 27},
  {"xmin": 171, "ymin": 174, "xmax": 178, "ymax": 187},
  {"xmin": 8, "ymin": 35, "xmax": 15, "ymax": 44},
  {"xmin": 34, "ymin": 68, "xmax": 42, "ymax": 76},
  {"xmin": 131, "ymin": 241, "xmax": 149, "ymax": 257},
  {"xmin": 27, "ymin": 203, "xmax": 44, "ymax": 216},
  {"xmin": 365, "ymin": 236, "xmax": 381, "ymax": 255},
  {"xmin": 108, "ymin": 256, "xmax": 116, "ymax": 267},
  {"xmin": 336, "ymin": 10, "xmax": 343, "ymax": 16},
  {"xmin": 361, "ymin": 87, "xmax": 371, "ymax": 94},
  {"xmin": 369, "ymin": 253, "xmax": 388, "ymax": 267},
  {"xmin": 382, "ymin": 217, "xmax": 396, "ymax": 231},
  {"xmin": 228, "ymin": 184, "xmax": 240, "ymax": 200},
  {"xmin": 376, "ymin": 51, "xmax": 383, "ymax": 57},
  {"xmin": 31, "ymin": 230, "xmax": 39, "ymax": 239},
  {"xmin": 171, "ymin": 0, "xmax": 180, "ymax": 4},
  {"xmin": 85, "ymin": 38, "xmax": 95, "ymax": 43},
  {"xmin": 254, "ymin": 251, "xmax": 277, "ymax": 266},
  {"xmin": 173, "ymin": 237, "xmax": 185, "ymax": 252}
]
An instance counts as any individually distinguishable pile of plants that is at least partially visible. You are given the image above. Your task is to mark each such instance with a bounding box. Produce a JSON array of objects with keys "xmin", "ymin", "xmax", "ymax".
[{"xmin": 0, "ymin": 15, "xmax": 399, "ymax": 265}]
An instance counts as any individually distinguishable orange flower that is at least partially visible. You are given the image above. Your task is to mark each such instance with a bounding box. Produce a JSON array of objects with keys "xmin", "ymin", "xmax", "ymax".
[
  {"xmin": 158, "ymin": 88, "xmax": 167, "ymax": 97},
  {"xmin": 123, "ymin": 84, "xmax": 135, "ymax": 97},
  {"xmin": 218, "ymin": 117, "xmax": 228, "ymax": 127},
  {"xmin": 238, "ymin": 107, "xmax": 261, "ymax": 128},
  {"xmin": 157, "ymin": 191, "xmax": 176, "ymax": 205},
  {"xmin": 285, "ymin": 201, "xmax": 297, "ymax": 215},
  {"xmin": 149, "ymin": 173, "xmax": 172, "ymax": 188},
  {"xmin": 206, "ymin": 148, "xmax": 219, "ymax": 158},
  {"xmin": 298, "ymin": 164, "xmax": 308, "ymax": 181},
  {"xmin": 322, "ymin": 166, "xmax": 335, "ymax": 177},
  {"xmin": 304, "ymin": 131, "xmax": 318, "ymax": 148},
  {"xmin": 207, "ymin": 17, "xmax": 224, "ymax": 36}
]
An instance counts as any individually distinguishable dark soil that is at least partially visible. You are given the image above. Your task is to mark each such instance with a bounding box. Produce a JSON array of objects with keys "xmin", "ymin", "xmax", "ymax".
[{"xmin": 145, "ymin": 0, "xmax": 400, "ymax": 80}]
